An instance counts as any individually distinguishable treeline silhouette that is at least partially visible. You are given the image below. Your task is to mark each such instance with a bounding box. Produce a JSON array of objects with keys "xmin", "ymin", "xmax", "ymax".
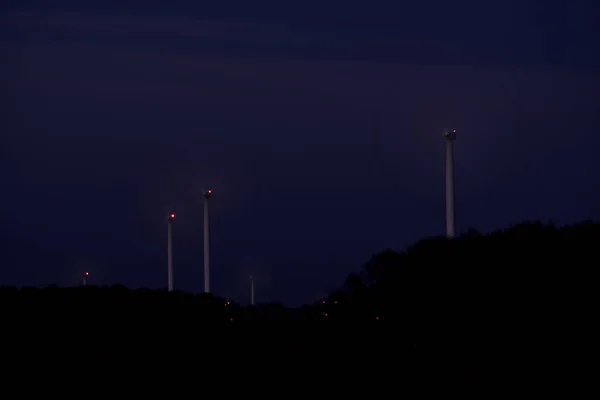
[{"xmin": 2, "ymin": 220, "xmax": 597, "ymax": 391}]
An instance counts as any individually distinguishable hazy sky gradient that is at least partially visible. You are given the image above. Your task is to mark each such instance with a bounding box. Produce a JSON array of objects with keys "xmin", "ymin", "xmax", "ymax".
[{"xmin": 2, "ymin": 1, "xmax": 599, "ymax": 305}]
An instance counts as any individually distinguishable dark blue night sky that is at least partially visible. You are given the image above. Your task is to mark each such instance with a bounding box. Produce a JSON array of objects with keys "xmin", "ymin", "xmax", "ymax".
[{"xmin": 1, "ymin": 0, "xmax": 599, "ymax": 305}]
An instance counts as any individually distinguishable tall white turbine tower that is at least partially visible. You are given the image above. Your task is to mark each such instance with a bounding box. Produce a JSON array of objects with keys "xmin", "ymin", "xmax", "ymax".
[
  {"xmin": 167, "ymin": 213, "xmax": 175, "ymax": 292},
  {"xmin": 203, "ymin": 189, "xmax": 212, "ymax": 293},
  {"xmin": 250, "ymin": 276, "xmax": 255, "ymax": 306},
  {"xmin": 443, "ymin": 129, "xmax": 457, "ymax": 238}
]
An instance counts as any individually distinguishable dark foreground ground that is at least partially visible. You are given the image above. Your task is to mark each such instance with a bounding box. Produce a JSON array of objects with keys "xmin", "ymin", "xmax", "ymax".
[
  {"xmin": 1, "ymin": 285, "xmax": 594, "ymax": 395},
  {"xmin": 3, "ymin": 317, "xmax": 588, "ymax": 396}
]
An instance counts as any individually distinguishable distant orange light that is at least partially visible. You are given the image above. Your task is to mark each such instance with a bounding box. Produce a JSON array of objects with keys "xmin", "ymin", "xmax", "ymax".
[
  {"xmin": 334, "ymin": 300, "xmax": 338, "ymax": 304},
  {"xmin": 321, "ymin": 300, "xmax": 325, "ymax": 304},
  {"xmin": 376, "ymin": 316, "xmax": 379, "ymax": 320},
  {"xmin": 84, "ymin": 272, "xmax": 89, "ymax": 276}
]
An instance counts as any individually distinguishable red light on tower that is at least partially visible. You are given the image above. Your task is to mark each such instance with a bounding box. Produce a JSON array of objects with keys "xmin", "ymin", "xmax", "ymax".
[{"xmin": 84, "ymin": 272, "xmax": 89, "ymax": 277}]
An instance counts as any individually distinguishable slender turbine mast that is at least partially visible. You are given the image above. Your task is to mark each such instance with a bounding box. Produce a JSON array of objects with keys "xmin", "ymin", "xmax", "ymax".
[
  {"xmin": 83, "ymin": 271, "xmax": 89, "ymax": 287},
  {"xmin": 250, "ymin": 276, "xmax": 255, "ymax": 306},
  {"xmin": 443, "ymin": 129, "xmax": 457, "ymax": 238},
  {"xmin": 203, "ymin": 189, "xmax": 213, "ymax": 293},
  {"xmin": 167, "ymin": 213, "xmax": 175, "ymax": 292}
]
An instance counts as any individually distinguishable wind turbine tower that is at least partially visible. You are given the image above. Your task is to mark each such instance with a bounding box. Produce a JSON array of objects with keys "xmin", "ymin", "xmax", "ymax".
[
  {"xmin": 443, "ymin": 129, "xmax": 457, "ymax": 238},
  {"xmin": 250, "ymin": 276, "xmax": 255, "ymax": 306},
  {"xmin": 83, "ymin": 271, "xmax": 89, "ymax": 287},
  {"xmin": 203, "ymin": 189, "xmax": 212, "ymax": 293},
  {"xmin": 167, "ymin": 213, "xmax": 175, "ymax": 292}
]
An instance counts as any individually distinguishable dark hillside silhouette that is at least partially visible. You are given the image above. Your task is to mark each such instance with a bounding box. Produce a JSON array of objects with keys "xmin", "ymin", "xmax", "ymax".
[
  {"xmin": 319, "ymin": 220, "xmax": 599, "ymax": 388},
  {"xmin": 1, "ymin": 220, "xmax": 597, "ymax": 391}
]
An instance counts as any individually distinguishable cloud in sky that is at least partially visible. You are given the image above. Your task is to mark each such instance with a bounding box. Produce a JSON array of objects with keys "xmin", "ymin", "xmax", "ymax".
[
  {"xmin": 2, "ymin": 11, "xmax": 297, "ymax": 43},
  {"xmin": 2, "ymin": 7, "xmax": 599, "ymax": 68}
]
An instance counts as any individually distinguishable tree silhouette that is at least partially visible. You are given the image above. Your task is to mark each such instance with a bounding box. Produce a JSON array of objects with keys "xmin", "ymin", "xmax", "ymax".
[{"xmin": 2, "ymin": 220, "xmax": 597, "ymax": 390}]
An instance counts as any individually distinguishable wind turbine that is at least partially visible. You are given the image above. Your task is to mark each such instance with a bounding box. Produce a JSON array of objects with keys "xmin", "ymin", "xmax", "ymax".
[
  {"xmin": 167, "ymin": 213, "xmax": 175, "ymax": 292},
  {"xmin": 203, "ymin": 189, "xmax": 212, "ymax": 293},
  {"xmin": 250, "ymin": 276, "xmax": 255, "ymax": 306},
  {"xmin": 443, "ymin": 129, "xmax": 457, "ymax": 238}
]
